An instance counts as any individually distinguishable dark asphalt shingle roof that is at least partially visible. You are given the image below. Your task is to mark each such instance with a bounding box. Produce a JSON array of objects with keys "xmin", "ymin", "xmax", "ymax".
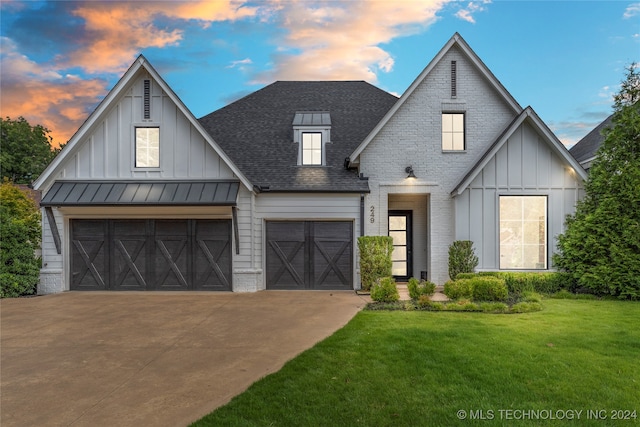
[
  {"xmin": 198, "ymin": 81, "xmax": 398, "ymax": 192},
  {"xmin": 570, "ymin": 113, "xmax": 614, "ymax": 164}
]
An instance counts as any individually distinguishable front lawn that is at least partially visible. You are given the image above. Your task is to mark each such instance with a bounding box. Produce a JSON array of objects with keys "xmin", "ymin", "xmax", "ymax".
[{"xmin": 192, "ymin": 299, "xmax": 639, "ymax": 426}]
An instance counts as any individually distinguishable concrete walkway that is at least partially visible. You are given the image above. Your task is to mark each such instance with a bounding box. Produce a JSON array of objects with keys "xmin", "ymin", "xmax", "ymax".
[{"xmin": 1, "ymin": 291, "xmax": 369, "ymax": 427}]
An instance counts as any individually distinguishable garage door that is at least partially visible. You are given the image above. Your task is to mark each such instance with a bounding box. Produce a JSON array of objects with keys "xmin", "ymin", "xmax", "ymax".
[
  {"xmin": 70, "ymin": 219, "xmax": 232, "ymax": 291},
  {"xmin": 266, "ymin": 221, "xmax": 353, "ymax": 290}
]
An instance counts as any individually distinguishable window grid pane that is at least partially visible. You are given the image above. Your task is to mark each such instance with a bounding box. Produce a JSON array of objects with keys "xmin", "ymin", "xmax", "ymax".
[
  {"xmin": 302, "ymin": 133, "xmax": 322, "ymax": 165},
  {"xmin": 442, "ymin": 113, "xmax": 465, "ymax": 151},
  {"xmin": 499, "ymin": 196, "xmax": 547, "ymax": 269},
  {"xmin": 136, "ymin": 127, "xmax": 159, "ymax": 168}
]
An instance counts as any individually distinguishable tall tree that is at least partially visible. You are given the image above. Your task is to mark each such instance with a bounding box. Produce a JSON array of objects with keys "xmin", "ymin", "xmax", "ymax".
[
  {"xmin": 0, "ymin": 179, "xmax": 41, "ymax": 297},
  {"xmin": 555, "ymin": 63, "xmax": 640, "ymax": 299},
  {"xmin": 0, "ymin": 116, "xmax": 59, "ymax": 184}
]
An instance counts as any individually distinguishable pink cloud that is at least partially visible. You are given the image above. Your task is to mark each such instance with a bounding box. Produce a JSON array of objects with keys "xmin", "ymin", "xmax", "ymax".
[{"xmin": 255, "ymin": 0, "xmax": 450, "ymax": 83}]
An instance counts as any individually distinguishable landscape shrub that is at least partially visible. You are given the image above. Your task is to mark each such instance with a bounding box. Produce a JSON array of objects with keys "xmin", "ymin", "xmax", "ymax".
[
  {"xmin": 448, "ymin": 240, "xmax": 479, "ymax": 280},
  {"xmin": 470, "ymin": 272, "xmax": 570, "ymax": 295},
  {"xmin": 0, "ymin": 181, "xmax": 41, "ymax": 298},
  {"xmin": 520, "ymin": 291, "xmax": 543, "ymax": 303},
  {"xmin": 358, "ymin": 236, "xmax": 393, "ymax": 291},
  {"xmin": 445, "ymin": 299, "xmax": 479, "ymax": 311},
  {"xmin": 370, "ymin": 277, "xmax": 399, "ymax": 303},
  {"xmin": 510, "ymin": 302, "xmax": 543, "ymax": 313},
  {"xmin": 455, "ymin": 272, "xmax": 476, "ymax": 280},
  {"xmin": 407, "ymin": 277, "xmax": 436, "ymax": 300},
  {"xmin": 471, "ymin": 276, "xmax": 508, "ymax": 301},
  {"xmin": 443, "ymin": 279, "xmax": 473, "ymax": 300},
  {"xmin": 479, "ymin": 302, "xmax": 509, "ymax": 313}
]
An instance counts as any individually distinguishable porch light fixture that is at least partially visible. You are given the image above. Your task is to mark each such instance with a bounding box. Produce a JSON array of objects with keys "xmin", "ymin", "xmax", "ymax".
[{"xmin": 405, "ymin": 166, "xmax": 416, "ymax": 179}]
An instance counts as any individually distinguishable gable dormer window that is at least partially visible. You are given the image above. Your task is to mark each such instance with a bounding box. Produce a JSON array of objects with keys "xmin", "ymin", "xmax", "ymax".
[
  {"xmin": 293, "ymin": 112, "xmax": 331, "ymax": 166},
  {"xmin": 302, "ymin": 132, "xmax": 322, "ymax": 165}
]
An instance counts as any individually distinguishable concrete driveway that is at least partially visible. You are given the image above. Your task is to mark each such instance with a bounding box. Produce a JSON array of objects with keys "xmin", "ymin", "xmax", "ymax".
[{"xmin": 1, "ymin": 291, "xmax": 368, "ymax": 426}]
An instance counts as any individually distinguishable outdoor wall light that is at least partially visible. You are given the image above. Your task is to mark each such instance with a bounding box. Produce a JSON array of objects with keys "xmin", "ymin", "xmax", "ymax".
[{"xmin": 405, "ymin": 166, "xmax": 416, "ymax": 179}]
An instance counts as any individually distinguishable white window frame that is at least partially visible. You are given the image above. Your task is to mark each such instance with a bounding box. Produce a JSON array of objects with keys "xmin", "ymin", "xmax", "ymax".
[
  {"xmin": 442, "ymin": 112, "xmax": 465, "ymax": 151},
  {"xmin": 294, "ymin": 127, "xmax": 330, "ymax": 166},
  {"xmin": 134, "ymin": 126, "xmax": 160, "ymax": 169},
  {"xmin": 499, "ymin": 195, "xmax": 548, "ymax": 270},
  {"xmin": 301, "ymin": 132, "xmax": 322, "ymax": 165}
]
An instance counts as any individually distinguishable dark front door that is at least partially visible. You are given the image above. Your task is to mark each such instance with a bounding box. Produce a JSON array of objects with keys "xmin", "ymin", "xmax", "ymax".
[
  {"xmin": 71, "ymin": 219, "xmax": 232, "ymax": 291},
  {"xmin": 266, "ymin": 221, "xmax": 353, "ymax": 290},
  {"xmin": 389, "ymin": 211, "xmax": 413, "ymax": 281}
]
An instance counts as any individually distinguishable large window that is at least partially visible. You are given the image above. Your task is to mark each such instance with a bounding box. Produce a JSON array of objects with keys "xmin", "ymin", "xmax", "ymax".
[
  {"xmin": 499, "ymin": 196, "xmax": 547, "ymax": 269},
  {"xmin": 442, "ymin": 113, "xmax": 465, "ymax": 151},
  {"xmin": 135, "ymin": 127, "xmax": 159, "ymax": 168},
  {"xmin": 302, "ymin": 132, "xmax": 322, "ymax": 165}
]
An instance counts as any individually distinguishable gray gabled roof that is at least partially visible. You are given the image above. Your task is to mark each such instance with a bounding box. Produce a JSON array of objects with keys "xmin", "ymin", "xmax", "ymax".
[
  {"xmin": 569, "ymin": 113, "xmax": 614, "ymax": 165},
  {"xmin": 198, "ymin": 81, "xmax": 398, "ymax": 192}
]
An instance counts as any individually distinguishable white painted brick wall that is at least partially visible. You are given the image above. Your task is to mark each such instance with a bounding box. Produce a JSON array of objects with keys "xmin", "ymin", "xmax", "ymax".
[{"xmin": 359, "ymin": 45, "xmax": 518, "ymax": 284}]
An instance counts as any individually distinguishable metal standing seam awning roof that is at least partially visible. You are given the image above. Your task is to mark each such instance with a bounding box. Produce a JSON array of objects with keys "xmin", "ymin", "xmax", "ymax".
[{"xmin": 40, "ymin": 181, "xmax": 240, "ymax": 207}]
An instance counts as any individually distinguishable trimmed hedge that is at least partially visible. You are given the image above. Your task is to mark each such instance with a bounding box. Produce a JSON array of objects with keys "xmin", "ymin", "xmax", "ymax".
[
  {"xmin": 371, "ymin": 277, "xmax": 400, "ymax": 303},
  {"xmin": 457, "ymin": 271, "xmax": 572, "ymax": 295},
  {"xmin": 443, "ymin": 279, "xmax": 474, "ymax": 300},
  {"xmin": 471, "ymin": 276, "xmax": 508, "ymax": 301},
  {"xmin": 407, "ymin": 277, "xmax": 436, "ymax": 300},
  {"xmin": 358, "ymin": 236, "xmax": 393, "ymax": 291}
]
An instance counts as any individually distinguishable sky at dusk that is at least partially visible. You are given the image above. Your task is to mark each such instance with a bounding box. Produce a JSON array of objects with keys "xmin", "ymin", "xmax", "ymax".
[{"xmin": 1, "ymin": 0, "xmax": 638, "ymax": 149}]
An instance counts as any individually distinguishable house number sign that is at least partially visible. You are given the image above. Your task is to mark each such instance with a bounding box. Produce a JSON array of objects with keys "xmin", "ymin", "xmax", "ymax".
[{"xmin": 370, "ymin": 205, "xmax": 375, "ymax": 223}]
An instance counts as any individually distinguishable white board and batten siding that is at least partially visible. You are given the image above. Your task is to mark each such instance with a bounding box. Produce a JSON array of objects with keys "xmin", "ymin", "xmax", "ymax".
[
  {"xmin": 50, "ymin": 73, "xmax": 236, "ymax": 182},
  {"xmin": 254, "ymin": 193, "xmax": 362, "ymax": 289},
  {"xmin": 454, "ymin": 121, "xmax": 584, "ymax": 270},
  {"xmin": 38, "ymin": 71, "xmax": 248, "ymax": 293}
]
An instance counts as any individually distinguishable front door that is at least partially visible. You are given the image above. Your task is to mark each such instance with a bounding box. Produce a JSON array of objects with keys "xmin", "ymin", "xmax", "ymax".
[{"xmin": 388, "ymin": 211, "xmax": 412, "ymax": 281}]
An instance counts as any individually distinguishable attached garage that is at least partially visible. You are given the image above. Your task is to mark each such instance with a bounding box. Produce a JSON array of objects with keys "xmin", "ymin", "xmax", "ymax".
[
  {"xmin": 71, "ymin": 219, "xmax": 232, "ymax": 291},
  {"xmin": 40, "ymin": 181, "xmax": 240, "ymax": 292},
  {"xmin": 265, "ymin": 221, "xmax": 353, "ymax": 290}
]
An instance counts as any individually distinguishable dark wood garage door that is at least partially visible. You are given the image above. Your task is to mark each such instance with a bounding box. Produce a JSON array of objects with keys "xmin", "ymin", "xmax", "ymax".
[
  {"xmin": 70, "ymin": 219, "xmax": 232, "ymax": 291},
  {"xmin": 266, "ymin": 221, "xmax": 353, "ymax": 290}
]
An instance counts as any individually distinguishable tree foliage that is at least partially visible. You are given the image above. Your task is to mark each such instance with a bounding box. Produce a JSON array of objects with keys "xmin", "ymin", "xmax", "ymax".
[
  {"xmin": 554, "ymin": 64, "xmax": 640, "ymax": 299},
  {"xmin": 0, "ymin": 116, "xmax": 60, "ymax": 184},
  {"xmin": 0, "ymin": 180, "xmax": 42, "ymax": 297},
  {"xmin": 448, "ymin": 240, "xmax": 479, "ymax": 280}
]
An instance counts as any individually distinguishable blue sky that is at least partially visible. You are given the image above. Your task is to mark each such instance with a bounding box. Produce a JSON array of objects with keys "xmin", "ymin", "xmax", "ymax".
[{"xmin": 1, "ymin": 1, "xmax": 638, "ymax": 148}]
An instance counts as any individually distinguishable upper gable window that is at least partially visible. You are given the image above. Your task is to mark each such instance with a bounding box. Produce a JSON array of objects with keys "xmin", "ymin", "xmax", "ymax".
[
  {"xmin": 302, "ymin": 133, "xmax": 322, "ymax": 165},
  {"xmin": 293, "ymin": 112, "xmax": 331, "ymax": 166},
  {"xmin": 135, "ymin": 127, "xmax": 159, "ymax": 168},
  {"xmin": 442, "ymin": 112, "xmax": 465, "ymax": 151}
]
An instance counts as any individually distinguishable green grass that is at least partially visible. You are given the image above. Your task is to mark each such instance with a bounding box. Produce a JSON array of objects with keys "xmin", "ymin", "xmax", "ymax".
[{"xmin": 192, "ymin": 300, "xmax": 640, "ymax": 426}]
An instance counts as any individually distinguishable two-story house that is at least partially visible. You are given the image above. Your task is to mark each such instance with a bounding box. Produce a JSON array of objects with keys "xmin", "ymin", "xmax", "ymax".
[{"xmin": 34, "ymin": 33, "xmax": 586, "ymax": 294}]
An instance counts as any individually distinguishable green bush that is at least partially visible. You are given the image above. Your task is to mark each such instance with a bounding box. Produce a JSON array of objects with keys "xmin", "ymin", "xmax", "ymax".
[
  {"xmin": 358, "ymin": 236, "xmax": 393, "ymax": 291},
  {"xmin": 370, "ymin": 277, "xmax": 399, "ymax": 303},
  {"xmin": 443, "ymin": 279, "xmax": 473, "ymax": 300},
  {"xmin": 471, "ymin": 276, "xmax": 508, "ymax": 301},
  {"xmin": 421, "ymin": 300, "xmax": 444, "ymax": 311},
  {"xmin": 455, "ymin": 272, "xmax": 476, "ymax": 280},
  {"xmin": 448, "ymin": 240, "xmax": 479, "ymax": 280},
  {"xmin": 407, "ymin": 277, "xmax": 436, "ymax": 300},
  {"xmin": 1, "ymin": 180, "xmax": 41, "ymax": 298},
  {"xmin": 445, "ymin": 299, "xmax": 480, "ymax": 311},
  {"xmin": 521, "ymin": 291, "xmax": 543, "ymax": 303},
  {"xmin": 479, "ymin": 302, "xmax": 509, "ymax": 313},
  {"xmin": 473, "ymin": 272, "xmax": 569, "ymax": 295}
]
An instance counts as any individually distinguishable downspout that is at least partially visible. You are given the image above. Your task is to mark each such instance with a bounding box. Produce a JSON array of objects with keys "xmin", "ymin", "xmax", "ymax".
[{"xmin": 360, "ymin": 193, "xmax": 365, "ymax": 237}]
